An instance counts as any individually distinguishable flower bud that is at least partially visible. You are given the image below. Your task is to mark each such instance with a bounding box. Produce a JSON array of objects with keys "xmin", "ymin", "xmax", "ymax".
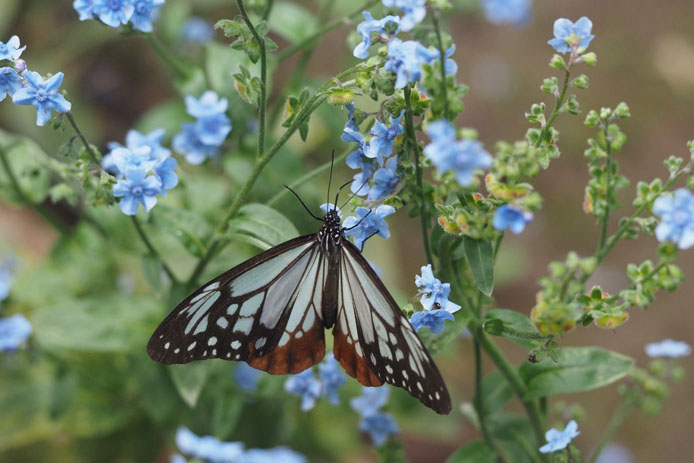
[
  {"xmin": 549, "ymin": 54, "xmax": 566, "ymax": 69},
  {"xmin": 579, "ymin": 52, "xmax": 597, "ymax": 67},
  {"xmin": 14, "ymin": 59, "xmax": 26, "ymax": 73}
]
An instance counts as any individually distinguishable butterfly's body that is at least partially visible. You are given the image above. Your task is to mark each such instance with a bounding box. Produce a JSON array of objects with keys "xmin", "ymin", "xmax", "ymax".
[{"xmin": 147, "ymin": 207, "xmax": 452, "ymax": 414}]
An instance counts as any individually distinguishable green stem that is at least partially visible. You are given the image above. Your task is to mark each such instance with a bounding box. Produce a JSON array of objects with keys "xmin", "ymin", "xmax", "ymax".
[
  {"xmin": 493, "ymin": 232, "xmax": 504, "ymax": 261},
  {"xmin": 130, "ymin": 216, "xmax": 179, "ymax": 284},
  {"xmin": 0, "ymin": 145, "xmax": 69, "ymax": 235},
  {"xmin": 403, "ymin": 85, "xmax": 434, "ymax": 269},
  {"xmin": 589, "ymin": 400, "xmax": 635, "ymax": 463},
  {"xmin": 430, "ymin": 10, "xmax": 450, "ymax": 120},
  {"xmin": 262, "ymin": 0, "xmax": 274, "ymax": 20},
  {"xmin": 267, "ymin": 147, "xmax": 350, "ymax": 206},
  {"xmin": 276, "ymin": 0, "xmax": 379, "ymax": 62},
  {"xmin": 237, "ymin": 0, "xmax": 267, "ymax": 158},
  {"xmin": 473, "ymin": 327, "xmax": 502, "ymax": 461},
  {"xmin": 65, "ymin": 112, "xmax": 99, "ymax": 165},
  {"xmin": 597, "ymin": 123, "xmax": 613, "ymax": 252},
  {"xmin": 534, "ymin": 68, "xmax": 571, "ymax": 149},
  {"xmin": 146, "ymin": 34, "xmax": 189, "ymax": 79}
]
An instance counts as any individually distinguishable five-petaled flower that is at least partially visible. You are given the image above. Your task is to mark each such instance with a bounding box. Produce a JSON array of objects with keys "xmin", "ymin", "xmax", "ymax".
[
  {"xmin": 493, "ymin": 204, "xmax": 533, "ymax": 234},
  {"xmin": 343, "ymin": 205, "xmax": 396, "ymax": 250},
  {"xmin": 318, "ymin": 353, "xmax": 347, "ymax": 405},
  {"xmin": 284, "ymin": 368, "xmax": 323, "ymax": 411},
  {"xmin": 410, "ymin": 264, "xmax": 461, "ymax": 333},
  {"xmin": 368, "ymin": 156, "xmax": 401, "ymax": 201},
  {"xmin": 481, "ymin": 0, "xmax": 533, "ymax": 26},
  {"xmin": 645, "ymin": 339, "xmax": 692, "ymax": 358},
  {"xmin": 367, "ymin": 111, "xmax": 404, "ymax": 164},
  {"xmin": 424, "ymin": 120, "xmax": 492, "ymax": 186},
  {"xmin": 0, "ymin": 67, "xmax": 22, "ymax": 101},
  {"xmin": 93, "ymin": 0, "xmax": 135, "ymax": 28},
  {"xmin": 112, "ymin": 166, "xmax": 163, "ymax": 215},
  {"xmin": 174, "ymin": 91, "xmax": 232, "ymax": 164},
  {"xmin": 350, "ymin": 387, "xmax": 398, "ymax": 446},
  {"xmin": 130, "ymin": 0, "xmax": 165, "ymax": 33},
  {"xmin": 539, "ymin": 420, "xmax": 580, "ymax": 453},
  {"xmin": 0, "ymin": 314, "xmax": 32, "ymax": 352},
  {"xmin": 353, "ymin": 11, "xmax": 400, "ymax": 59},
  {"xmin": 548, "ymin": 17, "xmax": 595, "ymax": 54},
  {"xmin": 12, "ymin": 71, "xmax": 72, "ymax": 126},
  {"xmin": 382, "ymin": 0, "xmax": 427, "ymax": 32},
  {"xmin": 652, "ymin": 188, "xmax": 694, "ymax": 249},
  {"xmin": 0, "ymin": 35, "xmax": 26, "ymax": 61}
]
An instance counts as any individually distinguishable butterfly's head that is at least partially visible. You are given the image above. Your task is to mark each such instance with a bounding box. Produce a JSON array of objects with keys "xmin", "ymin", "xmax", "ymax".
[{"xmin": 323, "ymin": 208, "xmax": 341, "ymax": 227}]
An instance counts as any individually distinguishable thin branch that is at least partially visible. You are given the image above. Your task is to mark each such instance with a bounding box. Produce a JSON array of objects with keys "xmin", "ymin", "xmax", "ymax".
[{"xmin": 130, "ymin": 215, "xmax": 179, "ymax": 285}]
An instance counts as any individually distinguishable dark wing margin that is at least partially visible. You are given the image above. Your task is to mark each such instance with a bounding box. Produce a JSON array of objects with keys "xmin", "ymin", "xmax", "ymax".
[
  {"xmin": 332, "ymin": 241, "xmax": 452, "ymax": 415},
  {"xmin": 147, "ymin": 234, "xmax": 326, "ymax": 374}
]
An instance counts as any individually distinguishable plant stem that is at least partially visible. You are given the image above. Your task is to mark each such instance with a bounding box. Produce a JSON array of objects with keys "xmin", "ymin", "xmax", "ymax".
[
  {"xmin": 473, "ymin": 326, "xmax": 503, "ymax": 461},
  {"xmin": 130, "ymin": 215, "xmax": 179, "ymax": 284},
  {"xmin": 276, "ymin": 0, "xmax": 379, "ymax": 62},
  {"xmin": 534, "ymin": 68, "xmax": 571, "ymax": 149},
  {"xmin": 430, "ymin": 10, "xmax": 450, "ymax": 120},
  {"xmin": 0, "ymin": 145, "xmax": 69, "ymax": 235},
  {"xmin": 237, "ymin": 0, "xmax": 267, "ymax": 159},
  {"xmin": 597, "ymin": 123, "xmax": 613, "ymax": 252},
  {"xmin": 262, "ymin": 0, "xmax": 274, "ymax": 20},
  {"xmin": 65, "ymin": 112, "xmax": 99, "ymax": 165},
  {"xmin": 267, "ymin": 147, "xmax": 350, "ymax": 206},
  {"xmin": 589, "ymin": 400, "xmax": 634, "ymax": 463},
  {"xmin": 146, "ymin": 34, "xmax": 189, "ymax": 79},
  {"xmin": 403, "ymin": 85, "xmax": 434, "ymax": 269}
]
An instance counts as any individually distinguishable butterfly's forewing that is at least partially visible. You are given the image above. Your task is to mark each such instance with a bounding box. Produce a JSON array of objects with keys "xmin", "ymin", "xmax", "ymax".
[
  {"xmin": 147, "ymin": 235, "xmax": 327, "ymax": 374},
  {"xmin": 333, "ymin": 241, "xmax": 452, "ymax": 415}
]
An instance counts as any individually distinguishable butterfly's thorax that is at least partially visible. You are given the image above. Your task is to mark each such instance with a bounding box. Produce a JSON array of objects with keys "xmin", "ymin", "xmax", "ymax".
[{"xmin": 318, "ymin": 210, "xmax": 343, "ymax": 329}]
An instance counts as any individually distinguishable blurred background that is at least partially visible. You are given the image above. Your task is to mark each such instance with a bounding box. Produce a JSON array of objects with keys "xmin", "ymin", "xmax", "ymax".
[{"xmin": 0, "ymin": 0, "xmax": 692, "ymax": 462}]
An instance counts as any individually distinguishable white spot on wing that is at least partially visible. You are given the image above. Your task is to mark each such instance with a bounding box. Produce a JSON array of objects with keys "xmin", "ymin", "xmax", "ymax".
[
  {"xmin": 255, "ymin": 337, "xmax": 266, "ymax": 349},
  {"xmin": 302, "ymin": 308, "xmax": 316, "ymax": 332},
  {"xmin": 216, "ymin": 317, "xmax": 229, "ymax": 329},
  {"xmin": 193, "ymin": 315, "xmax": 208, "ymax": 335},
  {"xmin": 231, "ymin": 340, "xmax": 241, "ymax": 350},
  {"xmin": 208, "ymin": 336, "xmax": 217, "ymax": 346},
  {"xmin": 187, "ymin": 342, "xmax": 196, "ymax": 351},
  {"xmin": 227, "ymin": 304, "xmax": 238, "ymax": 316},
  {"xmin": 203, "ymin": 281, "xmax": 220, "ymax": 291},
  {"xmin": 279, "ymin": 332, "xmax": 290, "ymax": 346},
  {"xmin": 240, "ymin": 292, "xmax": 264, "ymax": 317},
  {"xmin": 164, "ymin": 342, "xmax": 170, "ymax": 349},
  {"xmin": 233, "ymin": 317, "xmax": 253, "ymax": 335},
  {"xmin": 230, "ymin": 243, "xmax": 313, "ymax": 296}
]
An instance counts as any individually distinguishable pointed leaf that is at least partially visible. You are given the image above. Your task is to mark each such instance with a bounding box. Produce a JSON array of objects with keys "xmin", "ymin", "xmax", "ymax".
[
  {"xmin": 463, "ymin": 236, "xmax": 494, "ymax": 296},
  {"xmin": 150, "ymin": 205, "xmax": 212, "ymax": 258},
  {"xmin": 169, "ymin": 362, "xmax": 210, "ymax": 408},
  {"xmin": 227, "ymin": 203, "xmax": 299, "ymax": 250}
]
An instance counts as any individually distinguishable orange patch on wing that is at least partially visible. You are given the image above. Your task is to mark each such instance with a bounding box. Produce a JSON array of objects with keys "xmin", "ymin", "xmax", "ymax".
[
  {"xmin": 248, "ymin": 325, "xmax": 325, "ymax": 375},
  {"xmin": 333, "ymin": 329, "xmax": 382, "ymax": 386}
]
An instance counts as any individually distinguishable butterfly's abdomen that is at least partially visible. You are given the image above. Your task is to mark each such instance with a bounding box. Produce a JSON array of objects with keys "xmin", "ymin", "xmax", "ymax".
[{"xmin": 319, "ymin": 226, "xmax": 341, "ymax": 329}]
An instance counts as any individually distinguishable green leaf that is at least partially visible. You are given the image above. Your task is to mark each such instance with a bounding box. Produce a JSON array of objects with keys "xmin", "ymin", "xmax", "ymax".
[
  {"xmin": 169, "ymin": 362, "xmax": 210, "ymax": 408},
  {"xmin": 519, "ymin": 347, "xmax": 634, "ymax": 400},
  {"xmin": 227, "ymin": 203, "xmax": 299, "ymax": 250},
  {"xmin": 484, "ymin": 309, "xmax": 543, "ymax": 349},
  {"xmin": 463, "ymin": 236, "xmax": 494, "ymax": 296},
  {"xmin": 446, "ymin": 441, "xmax": 497, "ymax": 463},
  {"xmin": 267, "ymin": 1, "xmax": 317, "ymax": 43},
  {"xmin": 0, "ymin": 131, "xmax": 52, "ymax": 204},
  {"xmin": 150, "ymin": 205, "xmax": 213, "ymax": 258},
  {"xmin": 141, "ymin": 253, "xmax": 163, "ymax": 293},
  {"xmin": 475, "ymin": 370, "xmax": 513, "ymax": 416},
  {"xmin": 487, "ymin": 413, "xmax": 540, "ymax": 463}
]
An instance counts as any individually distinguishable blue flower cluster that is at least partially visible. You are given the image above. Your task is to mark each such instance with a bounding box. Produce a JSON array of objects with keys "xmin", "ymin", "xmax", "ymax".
[
  {"xmin": 103, "ymin": 129, "xmax": 178, "ymax": 215},
  {"xmin": 409, "ymin": 264, "xmax": 461, "ymax": 334},
  {"xmin": 174, "ymin": 427, "xmax": 306, "ymax": 463},
  {"xmin": 0, "ymin": 314, "xmax": 32, "ymax": 352},
  {"xmin": 645, "ymin": 339, "xmax": 692, "ymax": 358},
  {"xmin": 423, "ymin": 120, "xmax": 492, "ymax": 186},
  {"xmin": 173, "ymin": 91, "xmax": 232, "ymax": 165},
  {"xmin": 539, "ymin": 420, "xmax": 579, "ymax": 453},
  {"xmin": 481, "ymin": 0, "xmax": 533, "ymax": 26},
  {"xmin": 382, "ymin": 0, "xmax": 426, "ymax": 32},
  {"xmin": 284, "ymin": 354, "xmax": 346, "ymax": 411},
  {"xmin": 493, "ymin": 204, "xmax": 533, "ymax": 234},
  {"xmin": 386, "ymin": 39, "xmax": 457, "ymax": 89},
  {"xmin": 233, "ymin": 362, "xmax": 264, "ymax": 392},
  {"xmin": 652, "ymin": 188, "xmax": 694, "ymax": 249},
  {"xmin": 0, "ymin": 36, "xmax": 72, "ymax": 126},
  {"xmin": 73, "ymin": 0, "xmax": 165, "ymax": 33},
  {"xmin": 343, "ymin": 105, "xmax": 404, "ymax": 201},
  {"xmin": 350, "ymin": 387, "xmax": 398, "ymax": 446},
  {"xmin": 548, "ymin": 17, "xmax": 595, "ymax": 54},
  {"xmin": 353, "ymin": 11, "xmax": 400, "ymax": 59},
  {"xmin": 343, "ymin": 205, "xmax": 396, "ymax": 250}
]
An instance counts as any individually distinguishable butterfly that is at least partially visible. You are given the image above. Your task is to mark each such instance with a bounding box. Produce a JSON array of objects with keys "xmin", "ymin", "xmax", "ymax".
[{"xmin": 147, "ymin": 179, "xmax": 452, "ymax": 415}]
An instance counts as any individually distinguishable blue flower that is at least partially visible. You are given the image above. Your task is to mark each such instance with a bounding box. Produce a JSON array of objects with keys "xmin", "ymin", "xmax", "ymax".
[
  {"xmin": 595, "ymin": 443, "xmax": 633, "ymax": 463},
  {"xmin": 344, "ymin": 103, "xmax": 359, "ymax": 132},
  {"xmin": 186, "ymin": 90, "xmax": 229, "ymax": 118},
  {"xmin": 0, "ymin": 67, "xmax": 22, "ymax": 101},
  {"xmin": 350, "ymin": 386, "xmax": 390, "ymax": 416},
  {"xmin": 0, "ymin": 36, "xmax": 26, "ymax": 62},
  {"xmin": 243, "ymin": 447, "xmax": 307, "ymax": 463},
  {"xmin": 12, "ymin": 71, "xmax": 72, "ymax": 126},
  {"xmin": 169, "ymin": 454, "xmax": 187, "ymax": 463},
  {"xmin": 172, "ymin": 123, "xmax": 215, "ymax": 164},
  {"xmin": 0, "ymin": 257, "xmax": 14, "ymax": 303},
  {"xmin": 548, "ymin": 17, "xmax": 595, "ymax": 54},
  {"xmin": 343, "ymin": 205, "xmax": 396, "ymax": 249},
  {"xmin": 234, "ymin": 362, "xmax": 263, "ymax": 392},
  {"xmin": 284, "ymin": 369, "xmax": 322, "ymax": 411},
  {"xmin": 319, "ymin": 353, "xmax": 346, "ymax": 405},
  {"xmin": 359, "ymin": 411, "xmax": 399, "ymax": 446},
  {"xmin": 174, "ymin": 91, "xmax": 231, "ymax": 164},
  {"xmin": 112, "ymin": 167, "xmax": 163, "ymax": 215},
  {"xmin": 384, "ymin": 39, "xmax": 438, "ymax": 89},
  {"xmin": 645, "ymin": 339, "xmax": 692, "ymax": 358},
  {"xmin": 353, "ymin": 11, "xmax": 400, "ymax": 59},
  {"xmin": 539, "ymin": 420, "xmax": 580, "ymax": 454},
  {"xmin": 343, "ymin": 127, "xmax": 376, "ymax": 196},
  {"xmin": 175, "ymin": 427, "xmax": 245, "ymax": 463},
  {"xmin": 130, "ymin": 0, "xmax": 164, "ymax": 33},
  {"xmin": 409, "ymin": 310, "xmax": 455, "ymax": 334},
  {"xmin": 368, "ymin": 156, "xmax": 400, "ymax": 201},
  {"xmin": 652, "ymin": 188, "xmax": 694, "ymax": 249},
  {"xmin": 415, "ymin": 264, "xmax": 461, "ymax": 313},
  {"xmin": 423, "ymin": 120, "xmax": 492, "ymax": 186},
  {"xmin": 382, "ymin": 0, "xmax": 427, "ymax": 32},
  {"xmin": 181, "ymin": 17, "xmax": 214, "ymax": 43},
  {"xmin": 493, "ymin": 204, "xmax": 533, "ymax": 234},
  {"xmin": 93, "ymin": 0, "xmax": 135, "ymax": 28},
  {"xmin": 0, "ymin": 314, "xmax": 32, "ymax": 352},
  {"xmin": 481, "ymin": 0, "xmax": 533, "ymax": 26},
  {"xmin": 367, "ymin": 111, "xmax": 404, "ymax": 164},
  {"xmin": 73, "ymin": 0, "xmax": 96, "ymax": 20}
]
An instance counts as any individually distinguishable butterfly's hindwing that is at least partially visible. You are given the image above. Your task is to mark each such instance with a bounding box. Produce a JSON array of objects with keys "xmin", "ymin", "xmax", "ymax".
[
  {"xmin": 147, "ymin": 235, "xmax": 326, "ymax": 373},
  {"xmin": 333, "ymin": 241, "xmax": 452, "ymax": 415}
]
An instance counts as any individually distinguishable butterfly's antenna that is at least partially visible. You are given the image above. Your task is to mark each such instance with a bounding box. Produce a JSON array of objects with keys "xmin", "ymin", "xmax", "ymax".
[
  {"xmin": 344, "ymin": 209, "xmax": 372, "ymax": 231},
  {"xmin": 327, "ymin": 149, "xmax": 335, "ymax": 210},
  {"xmin": 334, "ymin": 180, "xmax": 353, "ymax": 208},
  {"xmin": 340, "ymin": 178, "xmax": 369, "ymax": 209},
  {"xmin": 284, "ymin": 185, "xmax": 323, "ymax": 221},
  {"xmin": 359, "ymin": 230, "xmax": 380, "ymax": 252}
]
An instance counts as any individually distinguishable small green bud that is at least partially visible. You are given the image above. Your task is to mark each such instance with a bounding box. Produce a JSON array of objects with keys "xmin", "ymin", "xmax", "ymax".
[
  {"xmin": 599, "ymin": 107, "xmax": 612, "ymax": 120},
  {"xmin": 460, "ymin": 127, "xmax": 478, "ymax": 139},
  {"xmin": 563, "ymin": 94, "xmax": 580, "ymax": 115},
  {"xmin": 580, "ymin": 51, "xmax": 597, "ymax": 66},
  {"xmin": 687, "ymin": 174, "xmax": 694, "ymax": 190},
  {"xmin": 550, "ymin": 54, "xmax": 566, "ymax": 69},
  {"xmin": 584, "ymin": 110, "xmax": 599, "ymax": 127},
  {"xmin": 483, "ymin": 318, "xmax": 505, "ymax": 336},
  {"xmin": 613, "ymin": 102, "xmax": 631, "ymax": 119},
  {"xmin": 671, "ymin": 366, "xmax": 686, "ymax": 383},
  {"xmin": 541, "ymin": 77, "xmax": 559, "ymax": 95},
  {"xmin": 326, "ymin": 89, "xmax": 355, "ymax": 105},
  {"xmin": 571, "ymin": 74, "xmax": 589, "ymax": 89}
]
